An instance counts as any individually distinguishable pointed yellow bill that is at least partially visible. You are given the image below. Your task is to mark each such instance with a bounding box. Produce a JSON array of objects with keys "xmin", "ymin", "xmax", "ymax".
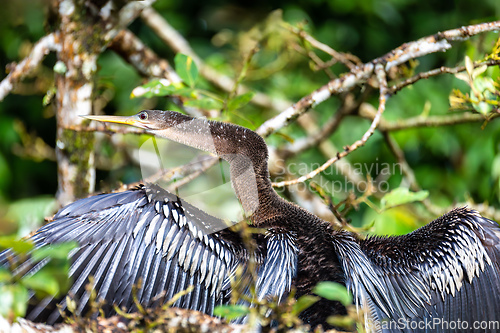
[{"xmin": 81, "ymin": 115, "xmax": 141, "ymax": 126}]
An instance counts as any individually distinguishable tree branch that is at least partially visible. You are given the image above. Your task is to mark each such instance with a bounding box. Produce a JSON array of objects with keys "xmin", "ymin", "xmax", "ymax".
[
  {"xmin": 140, "ymin": 7, "xmax": 292, "ymax": 113},
  {"xmin": 258, "ymin": 21, "xmax": 500, "ymax": 137},
  {"xmin": 0, "ymin": 33, "xmax": 59, "ymax": 101},
  {"xmin": 284, "ymin": 23, "xmax": 361, "ymax": 70},
  {"xmin": 389, "ymin": 58, "xmax": 500, "ymax": 94},
  {"xmin": 359, "ymin": 108, "xmax": 500, "ymax": 131},
  {"xmin": 272, "ymin": 64, "xmax": 388, "ymax": 187}
]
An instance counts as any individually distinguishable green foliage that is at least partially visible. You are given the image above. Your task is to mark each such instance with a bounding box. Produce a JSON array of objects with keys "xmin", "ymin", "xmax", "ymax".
[
  {"xmin": 0, "ymin": 237, "xmax": 75, "ymax": 321},
  {"xmin": 450, "ymin": 55, "xmax": 500, "ymax": 116},
  {"xmin": 132, "ymin": 54, "xmax": 254, "ymax": 116},
  {"xmin": 0, "ymin": 236, "xmax": 34, "ymax": 254},
  {"xmin": 364, "ymin": 206, "xmax": 423, "ymax": 236},
  {"xmin": 291, "ymin": 295, "xmax": 320, "ymax": 316},
  {"xmin": 313, "ymin": 282, "xmax": 356, "ymax": 330},
  {"xmin": 380, "ymin": 188, "xmax": 429, "ymax": 211},
  {"xmin": 0, "ymin": 283, "xmax": 29, "ymax": 321},
  {"xmin": 213, "ymin": 304, "xmax": 251, "ymax": 320},
  {"xmin": 313, "ymin": 281, "xmax": 352, "ymax": 306},
  {"xmin": 227, "ymin": 92, "xmax": 255, "ymax": 112},
  {"xmin": 174, "ymin": 53, "xmax": 199, "ymax": 88},
  {"xmin": 2, "ymin": 196, "xmax": 57, "ymax": 236}
]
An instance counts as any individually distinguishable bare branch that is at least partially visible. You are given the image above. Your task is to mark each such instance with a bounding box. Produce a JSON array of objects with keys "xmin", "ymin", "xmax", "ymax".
[
  {"xmin": 359, "ymin": 108, "xmax": 500, "ymax": 131},
  {"xmin": 0, "ymin": 33, "xmax": 59, "ymax": 101},
  {"xmin": 257, "ymin": 63, "xmax": 376, "ymax": 137},
  {"xmin": 109, "ymin": 30, "xmax": 181, "ymax": 83},
  {"xmin": 258, "ymin": 20, "xmax": 500, "ymax": 137},
  {"xmin": 382, "ymin": 132, "xmax": 419, "ymax": 191},
  {"xmin": 390, "ymin": 59, "xmax": 500, "ymax": 94},
  {"xmin": 279, "ymin": 95, "xmax": 357, "ymax": 157},
  {"xmin": 272, "ymin": 64, "xmax": 388, "ymax": 187}
]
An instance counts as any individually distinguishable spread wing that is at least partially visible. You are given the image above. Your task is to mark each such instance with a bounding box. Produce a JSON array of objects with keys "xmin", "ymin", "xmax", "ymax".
[
  {"xmin": 0, "ymin": 185, "xmax": 297, "ymax": 324},
  {"xmin": 334, "ymin": 207, "xmax": 500, "ymax": 333}
]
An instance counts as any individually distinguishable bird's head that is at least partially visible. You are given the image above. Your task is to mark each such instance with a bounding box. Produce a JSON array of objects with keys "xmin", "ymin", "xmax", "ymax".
[{"xmin": 82, "ymin": 110, "xmax": 194, "ymax": 131}]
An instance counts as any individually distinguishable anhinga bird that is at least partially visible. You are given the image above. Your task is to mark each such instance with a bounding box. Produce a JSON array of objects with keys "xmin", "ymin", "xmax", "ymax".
[{"xmin": 1, "ymin": 110, "xmax": 500, "ymax": 332}]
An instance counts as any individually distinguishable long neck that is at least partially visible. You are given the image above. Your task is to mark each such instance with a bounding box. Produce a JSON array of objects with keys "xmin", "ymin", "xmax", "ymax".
[{"xmin": 150, "ymin": 111, "xmax": 283, "ymax": 225}]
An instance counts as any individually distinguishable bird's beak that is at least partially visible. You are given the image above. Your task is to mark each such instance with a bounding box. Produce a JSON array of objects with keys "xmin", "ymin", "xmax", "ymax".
[{"xmin": 82, "ymin": 115, "xmax": 146, "ymax": 128}]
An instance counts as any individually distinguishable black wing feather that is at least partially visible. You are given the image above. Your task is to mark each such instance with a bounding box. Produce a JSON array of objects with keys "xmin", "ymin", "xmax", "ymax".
[
  {"xmin": 0, "ymin": 185, "xmax": 298, "ymax": 325},
  {"xmin": 335, "ymin": 207, "xmax": 500, "ymax": 333}
]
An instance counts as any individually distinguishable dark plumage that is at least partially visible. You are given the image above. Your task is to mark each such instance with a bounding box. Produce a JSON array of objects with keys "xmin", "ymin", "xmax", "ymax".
[{"xmin": 1, "ymin": 110, "xmax": 500, "ymax": 332}]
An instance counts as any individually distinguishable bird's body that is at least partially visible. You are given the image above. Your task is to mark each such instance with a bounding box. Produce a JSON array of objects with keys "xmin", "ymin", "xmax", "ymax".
[{"xmin": 2, "ymin": 110, "xmax": 500, "ymax": 332}]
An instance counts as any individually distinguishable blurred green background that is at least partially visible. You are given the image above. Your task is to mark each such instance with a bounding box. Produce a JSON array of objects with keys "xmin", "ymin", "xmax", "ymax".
[{"xmin": 0, "ymin": 0, "xmax": 499, "ymax": 237}]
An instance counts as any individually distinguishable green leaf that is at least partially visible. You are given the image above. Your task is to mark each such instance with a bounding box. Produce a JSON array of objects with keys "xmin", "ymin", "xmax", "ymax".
[
  {"xmin": 175, "ymin": 87, "xmax": 198, "ymax": 98},
  {"xmin": 185, "ymin": 98, "xmax": 224, "ymax": 110},
  {"xmin": 474, "ymin": 101, "xmax": 493, "ymax": 116},
  {"xmin": 327, "ymin": 315, "xmax": 355, "ymax": 329},
  {"xmin": 313, "ymin": 281, "xmax": 352, "ymax": 306},
  {"xmin": 473, "ymin": 64, "xmax": 488, "ymax": 78},
  {"xmin": 31, "ymin": 242, "xmax": 77, "ymax": 261},
  {"xmin": 0, "ymin": 284, "xmax": 29, "ymax": 319},
  {"xmin": 227, "ymin": 92, "xmax": 255, "ymax": 111},
  {"xmin": 5, "ymin": 196, "xmax": 57, "ymax": 235},
  {"xmin": 292, "ymin": 295, "xmax": 319, "ymax": 316},
  {"xmin": 0, "ymin": 236, "xmax": 34, "ymax": 254},
  {"xmin": 0, "ymin": 284, "xmax": 14, "ymax": 318},
  {"xmin": 175, "ymin": 54, "xmax": 198, "ymax": 88},
  {"xmin": 21, "ymin": 269, "xmax": 60, "ymax": 297},
  {"xmin": 213, "ymin": 304, "xmax": 250, "ymax": 320},
  {"xmin": 465, "ymin": 56, "xmax": 474, "ymax": 77},
  {"xmin": 380, "ymin": 188, "xmax": 429, "ymax": 210},
  {"xmin": 11, "ymin": 284, "xmax": 29, "ymax": 318},
  {"xmin": 454, "ymin": 72, "xmax": 470, "ymax": 84}
]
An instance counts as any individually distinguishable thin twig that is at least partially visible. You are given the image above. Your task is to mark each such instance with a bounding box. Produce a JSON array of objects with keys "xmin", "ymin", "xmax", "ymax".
[
  {"xmin": 284, "ymin": 23, "xmax": 361, "ymax": 70},
  {"xmin": 390, "ymin": 59, "xmax": 500, "ymax": 94},
  {"xmin": 382, "ymin": 132, "xmax": 419, "ymax": 191},
  {"xmin": 272, "ymin": 64, "xmax": 388, "ymax": 187},
  {"xmin": 360, "ymin": 109, "xmax": 500, "ymax": 131},
  {"xmin": 281, "ymin": 98, "xmax": 355, "ymax": 158}
]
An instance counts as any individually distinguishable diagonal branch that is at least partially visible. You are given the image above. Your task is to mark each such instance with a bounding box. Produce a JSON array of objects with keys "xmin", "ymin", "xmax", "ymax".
[
  {"xmin": 140, "ymin": 7, "xmax": 291, "ymax": 113},
  {"xmin": 258, "ymin": 20, "xmax": 500, "ymax": 137},
  {"xmin": 272, "ymin": 64, "xmax": 388, "ymax": 187},
  {"xmin": 0, "ymin": 33, "xmax": 60, "ymax": 101},
  {"xmin": 389, "ymin": 58, "xmax": 500, "ymax": 94},
  {"xmin": 109, "ymin": 30, "xmax": 181, "ymax": 83},
  {"xmin": 360, "ymin": 109, "xmax": 500, "ymax": 131},
  {"xmin": 284, "ymin": 23, "xmax": 361, "ymax": 70}
]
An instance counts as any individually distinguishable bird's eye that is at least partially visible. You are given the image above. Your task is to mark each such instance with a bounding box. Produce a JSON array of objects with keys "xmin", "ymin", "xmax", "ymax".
[{"xmin": 139, "ymin": 112, "xmax": 148, "ymax": 121}]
